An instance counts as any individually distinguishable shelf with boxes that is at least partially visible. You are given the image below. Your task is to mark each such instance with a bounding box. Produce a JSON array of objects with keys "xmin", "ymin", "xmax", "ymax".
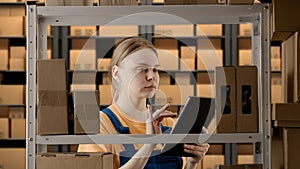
[{"xmin": 27, "ymin": 3, "xmax": 271, "ymax": 169}]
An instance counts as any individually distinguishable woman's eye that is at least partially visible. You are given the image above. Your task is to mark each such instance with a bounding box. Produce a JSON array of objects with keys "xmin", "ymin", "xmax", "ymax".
[{"xmin": 153, "ymin": 68, "xmax": 157, "ymax": 72}]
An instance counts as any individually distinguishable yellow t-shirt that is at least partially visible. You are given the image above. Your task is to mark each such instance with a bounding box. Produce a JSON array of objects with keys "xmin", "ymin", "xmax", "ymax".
[{"xmin": 78, "ymin": 104, "xmax": 177, "ymax": 169}]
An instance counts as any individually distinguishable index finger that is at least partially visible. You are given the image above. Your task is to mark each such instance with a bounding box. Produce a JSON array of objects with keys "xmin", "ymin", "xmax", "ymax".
[{"xmin": 153, "ymin": 103, "xmax": 170, "ymax": 120}]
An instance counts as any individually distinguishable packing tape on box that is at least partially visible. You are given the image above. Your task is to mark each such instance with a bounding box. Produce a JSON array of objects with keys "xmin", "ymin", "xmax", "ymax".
[{"xmin": 38, "ymin": 90, "xmax": 67, "ymax": 107}]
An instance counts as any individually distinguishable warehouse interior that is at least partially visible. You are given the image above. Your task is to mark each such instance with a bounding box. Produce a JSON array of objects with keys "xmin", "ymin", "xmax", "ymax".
[{"xmin": 0, "ymin": 0, "xmax": 299, "ymax": 169}]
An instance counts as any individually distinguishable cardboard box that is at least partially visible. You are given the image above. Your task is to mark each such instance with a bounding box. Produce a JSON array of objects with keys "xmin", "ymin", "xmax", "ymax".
[
  {"xmin": 197, "ymin": 71, "xmax": 214, "ymax": 84},
  {"xmin": 10, "ymin": 46, "xmax": 26, "ymax": 58},
  {"xmin": 216, "ymin": 67, "xmax": 237, "ymax": 133},
  {"xmin": 272, "ymin": 0, "xmax": 300, "ymax": 41},
  {"xmin": 157, "ymin": 49, "xmax": 179, "ymax": 70},
  {"xmin": 159, "ymin": 73, "xmax": 170, "ymax": 85},
  {"xmin": 37, "ymin": 91, "xmax": 68, "ymax": 135},
  {"xmin": 239, "ymin": 50, "xmax": 252, "ymax": 66},
  {"xmin": 271, "ymin": 58, "xmax": 281, "ymax": 71},
  {"xmin": 11, "ymin": 118, "xmax": 26, "ymax": 138},
  {"xmin": 99, "ymin": 85, "xmax": 113, "ymax": 105},
  {"xmin": 175, "ymin": 73, "xmax": 191, "ymax": 85},
  {"xmin": 227, "ymin": 0, "xmax": 254, "ymax": 5},
  {"xmin": 9, "ymin": 58, "xmax": 25, "ymax": 70},
  {"xmin": 202, "ymin": 155, "xmax": 224, "ymax": 169},
  {"xmin": 65, "ymin": 0, "xmax": 85, "ymax": 6},
  {"xmin": 197, "ymin": 49, "xmax": 223, "ymax": 70},
  {"xmin": 281, "ymin": 32, "xmax": 299, "ymax": 103},
  {"xmin": 219, "ymin": 164, "xmax": 263, "ymax": 169},
  {"xmin": 155, "ymin": 24, "xmax": 194, "ymax": 37},
  {"xmin": 165, "ymin": 0, "xmax": 218, "ymax": 5},
  {"xmin": 271, "ymin": 46, "xmax": 280, "ymax": 59},
  {"xmin": 72, "ymin": 71, "xmax": 96, "ymax": 84},
  {"xmin": 37, "ymin": 59, "xmax": 68, "ymax": 135},
  {"xmin": 271, "ymin": 84, "xmax": 282, "ymax": 103},
  {"xmin": 236, "ymin": 66, "xmax": 258, "ymax": 133},
  {"xmin": 45, "ymin": 0, "xmax": 64, "ymax": 6},
  {"xmin": 239, "ymin": 23, "xmax": 252, "ymax": 36},
  {"xmin": 70, "ymin": 84, "xmax": 97, "ymax": 91},
  {"xmin": 0, "ymin": 50, "xmax": 8, "ymax": 70},
  {"xmin": 181, "ymin": 46, "xmax": 196, "ymax": 59},
  {"xmin": 0, "ymin": 5, "xmax": 10, "ymax": 16},
  {"xmin": 238, "ymin": 155, "xmax": 254, "ymax": 164},
  {"xmin": 283, "ymin": 128, "xmax": 300, "ymax": 169},
  {"xmin": 155, "ymin": 85, "xmax": 181, "ymax": 105},
  {"xmin": 70, "ymin": 50, "xmax": 96, "ymax": 70},
  {"xmin": 197, "ymin": 84, "xmax": 214, "ymax": 98},
  {"xmin": 180, "ymin": 58, "xmax": 195, "ymax": 70},
  {"xmin": 0, "ymin": 148, "xmax": 26, "ymax": 169},
  {"xmin": 272, "ymin": 103, "xmax": 300, "ymax": 121},
  {"xmin": 97, "ymin": 58, "xmax": 111, "ymax": 71},
  {"xmin": 154, "ymin": 39, "xmax": 177, "ymax": 50},
  {"xmin": 70, "ymin": 26, "xmax": 96, "ymax": 36},
  {"xmin": 72, "ymin": 91, "xmax": 100, "ymax": 134},
  {"xmin": 37, "ymin": 59, "xmax": 67, "ymax": 91},
  {"xmin": 99, "ymin": 0, "xmax": 138, "ymax": 5},
  {"xmin": 36, "ymin": 152, "xmax": 113, "ymax": 169},
  {"xmin": 102, "ymin": 73, "xmax": 112, "ymax": 85},
  {"xmin": 0, "ymin": 106, "xmax": 9, "ymax": 118},
  {"xmin": 0, "ymin": 39, "xmax": 9, "ymax": 49},
  {"xmin": 0, "ymin": 118, "xmax": 9, "ymax": 139},
  {"xmin": 99, "ymin": 25, "xmax": 138, "ymax": 37},
  {"xmin": 0, "ymin": 85, "xmax": 25, "ymax": 104},
  {"xmin": 0, "ymin": 16, "xmax": 23, "ymax": 36},
  {"xmin": 10, "ymin": 5, "xmax": 26, "ymax": 16},
  {"xmin": 274, "ymin": 121, "xmax": 300, "ymax": 128},
  {"xmin": 9, "ymin": 107, "xmax": 25, "ymax": 119},
  {"xmin": 196, "ymin": 24, "xmax": 222, "ymax": 36}
]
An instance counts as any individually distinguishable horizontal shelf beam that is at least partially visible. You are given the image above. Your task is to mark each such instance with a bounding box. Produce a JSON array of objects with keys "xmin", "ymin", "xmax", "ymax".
[
  {"xmin": 37, "ymin": 5, "xmax": 263, "ymax": 26},
  {"xmin": 37, "ymin": 133, "xmax": 263, "ymax": 145}
]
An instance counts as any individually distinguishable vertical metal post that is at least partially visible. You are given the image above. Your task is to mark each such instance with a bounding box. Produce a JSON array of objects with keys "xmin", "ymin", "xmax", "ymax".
[
  {"xmin": 26, "ymin": 2, "xmax": 37, "ymax": 169},
  {"xmin": 261, "ymin": 4, "xmax": 271, "ymax": 169}
]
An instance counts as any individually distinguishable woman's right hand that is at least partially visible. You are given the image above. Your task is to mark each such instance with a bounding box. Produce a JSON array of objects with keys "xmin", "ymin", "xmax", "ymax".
[{"xmin": 145, "ymin": 103, "xmax": 177, "ymax": 134}]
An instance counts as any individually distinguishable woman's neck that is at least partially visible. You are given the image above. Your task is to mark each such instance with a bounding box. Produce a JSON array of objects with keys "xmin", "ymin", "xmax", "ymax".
[{"xmin": 115, "ymin": 94, "xmax": 148, "ymax": 121}]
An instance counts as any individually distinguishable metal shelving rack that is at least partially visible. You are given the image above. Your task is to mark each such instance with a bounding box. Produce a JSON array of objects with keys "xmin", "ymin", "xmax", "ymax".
[{"xmin": 26, "ymin": 2, "xmax": 271, "ymax": 169}]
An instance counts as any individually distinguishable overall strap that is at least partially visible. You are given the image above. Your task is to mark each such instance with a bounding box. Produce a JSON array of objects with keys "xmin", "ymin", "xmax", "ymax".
[
  {"xmin": 102, "ymin": 108, "xmax": 134, "ymax": 151},
  {"xmin": 102, "ymin": 108, "xmax": 130, "ymax": 134}
]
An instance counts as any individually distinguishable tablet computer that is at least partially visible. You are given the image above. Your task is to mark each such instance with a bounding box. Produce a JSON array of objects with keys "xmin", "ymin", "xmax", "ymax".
[{"xmin": 161, "ymin": 96, "xmax": 214, "ymax": 156}]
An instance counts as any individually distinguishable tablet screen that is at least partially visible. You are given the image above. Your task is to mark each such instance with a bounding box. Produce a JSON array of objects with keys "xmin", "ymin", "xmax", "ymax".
[{"xmin": 161, "ymin": 96, "xmax": 214, "ymax": 156}]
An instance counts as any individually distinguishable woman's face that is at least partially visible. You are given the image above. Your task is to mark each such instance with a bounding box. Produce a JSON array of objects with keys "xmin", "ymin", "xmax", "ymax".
[{"xmin": 118, "ymin": 48, "xmax": 160, "ymax": 100}]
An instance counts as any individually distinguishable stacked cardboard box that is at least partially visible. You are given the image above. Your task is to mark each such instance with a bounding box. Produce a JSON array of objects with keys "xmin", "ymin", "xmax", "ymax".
[
  {"xmin": 227, "ymin": 0, "xmax": 254, "ymax": 5},
  {"xmin": 0, "ymin": 16, "xmax": 24, "ymax": 36},
  {"xmin": 216, "ymin": 66, "xmax": 258, "ymax": 133},
  {"xmin": 165, "ymin": 0, "xmax": 218, "ymax": 5},
  {"xmin": 46, "ymin": 0, "xmax": 93, "ymax": 6},
  {"xmin": 0, "ymin": 148, "xmax": 25, "ymax": 169},
  {"xmin": 99, "ymin": 0, "xmax": 138, "ymax": 6},
  {"xmin": 272, "ymin": 103, "xmax": 300, "ymax": 128},
  {"xmin": 271, "ymin": 0, "xmax": 300, "ymax": 41},
  {"xmin": 69, "ymin": 49, "xmax": 96, "ymax": 70},
  {"xmin": 36, "ymin": 152, "xmax": 113, "ymax": 169},
  {"xmin": 281, "ymin": 32, "xmax": 300, "ymax": 103},
  {"xmin": 283, "ymin": 128, "xmax": 300, "ymax": 169},
  {"xmin": 72, "ymin": 91, "xmax": 100, "ymax": 134},
  {"xmin": 37, "ymin": 59, "xmax": 68, "ymax": 135},
  {"xmin": 219, "ymin": 164, "xmax": 262, "ymax": 169},
  {"xmin": 9, "ymin": 46, "xmax": 26, "ymax": 70}
]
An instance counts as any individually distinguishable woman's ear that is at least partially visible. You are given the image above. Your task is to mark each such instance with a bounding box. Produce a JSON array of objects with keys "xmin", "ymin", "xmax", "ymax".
[{"xmin": 112, "ymin": 65, "xmax": 121, "ymax": 82}]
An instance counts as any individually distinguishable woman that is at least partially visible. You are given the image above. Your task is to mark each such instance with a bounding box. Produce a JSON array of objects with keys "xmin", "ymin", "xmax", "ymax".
[{"xmin": 78, "ymin": 37, "xmax": 210, "ymax": 169}]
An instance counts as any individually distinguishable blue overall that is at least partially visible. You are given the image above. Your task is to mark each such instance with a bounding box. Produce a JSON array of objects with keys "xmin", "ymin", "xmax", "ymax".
[{"xmin": 102, "ymin": 108, "xmax": 183, "ymax": 169}]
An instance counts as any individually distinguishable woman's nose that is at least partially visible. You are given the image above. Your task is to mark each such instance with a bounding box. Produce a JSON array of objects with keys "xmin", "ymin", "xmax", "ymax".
[{"xmin": 146, "ymin": 70, "xmax": 155, "ymax": 81}]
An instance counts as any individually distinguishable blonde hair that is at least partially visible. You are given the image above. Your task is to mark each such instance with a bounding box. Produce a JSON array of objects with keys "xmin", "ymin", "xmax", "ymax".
[{"xmin": 108, "ymin": 37, "xmax": 157, "ymax": 102}]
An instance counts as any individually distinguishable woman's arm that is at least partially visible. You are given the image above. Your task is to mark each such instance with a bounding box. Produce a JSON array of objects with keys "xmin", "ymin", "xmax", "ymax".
[{"xmin": 184, "ymin": 127, "xmax": 210, "ymax": 169}]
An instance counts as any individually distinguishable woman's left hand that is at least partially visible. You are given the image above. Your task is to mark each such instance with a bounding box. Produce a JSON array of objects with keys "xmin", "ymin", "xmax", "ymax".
[
  {"xmin": 185, "ymin": 127, "xmax": 210, "ymax": 165},
  {"xmin": 184, "ymin": 142, "xmax": 210, "ymax": 164}
]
